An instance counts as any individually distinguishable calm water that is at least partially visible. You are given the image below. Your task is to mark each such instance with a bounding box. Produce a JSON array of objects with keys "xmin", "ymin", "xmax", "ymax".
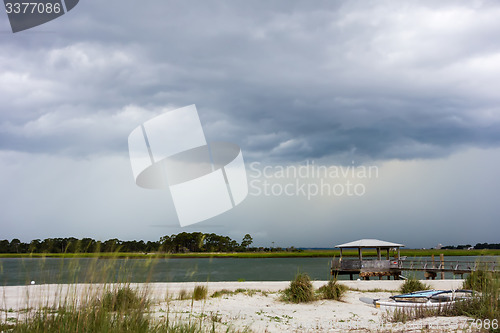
[{"xmin": 0, "ymin": 256, "xmax": 497, "ymax": 286}]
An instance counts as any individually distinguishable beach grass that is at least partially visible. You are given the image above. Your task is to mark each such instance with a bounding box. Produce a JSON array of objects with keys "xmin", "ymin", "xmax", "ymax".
[
  {"xmin": 0, "ymin": 251, "xmax": 254, "ymax": 332},
  {"xmin": 317, "ymin": 279, "xmax": 347, "ymax": 300},
  {"xmin": 386, "ymin": 270, "xmax": 500, "ymax": 330},
  {"xmin": 399, "ymin": 277, "xmax": 431, "ymax": 294},
  {"xmin": 192, "ymin": 286, "xmax": 208, "ymax": 301},
  {"xmin": 281, "ymin": 273, "xmax": 315, "ymax": 303},
  {"xmin": 282, "ymin": 275, "xmax": 347, "ymax": 303},
  {"xmin": 1, "ymin": 285, "xmax": 251, "ymax": 332}
]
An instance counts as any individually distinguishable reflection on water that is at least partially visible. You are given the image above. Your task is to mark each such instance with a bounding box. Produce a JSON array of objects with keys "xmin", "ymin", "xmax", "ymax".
[{"xmin": 0, "ymin": 256, "xmax": 497, "ymax": 286}]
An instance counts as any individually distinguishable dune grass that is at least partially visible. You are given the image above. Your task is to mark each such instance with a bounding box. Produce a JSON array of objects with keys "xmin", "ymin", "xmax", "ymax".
[
  {"xmin": 1, "ymin": 284, "xmax": 252, "ymax": 332},
  {"xmin": 386, "ymin": 270, "xmax": 500, "ymax": 331},
  {"xmin": 0, "ymin": 251, "xmax": 253, "ymax": 332},
  {"xmin": 399, "ymin": 277, "xmax": 431, "ymax": 294},
  {"xmin": 281, "ymin": 273, "xmax": 315, "ymax": 303},
  {"xmin": 193, "ymin": 286, "xmax": 208, "ymax": 301},
  {"xmin": 210, "ymin": 289, "xmax": 263, "ymax": 298},
  {"xmin": 317, "ymin": 279, "xmax": 347, "ymax": 301},
  {"xmin": 281, "ymin": 274, "xmax": 347, "ymax": 303}
]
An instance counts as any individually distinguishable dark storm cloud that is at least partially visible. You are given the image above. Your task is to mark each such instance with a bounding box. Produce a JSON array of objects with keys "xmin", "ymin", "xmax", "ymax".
[{"xmin": 1, "ymin": 0, "xmax": 500, "ymax": 162}]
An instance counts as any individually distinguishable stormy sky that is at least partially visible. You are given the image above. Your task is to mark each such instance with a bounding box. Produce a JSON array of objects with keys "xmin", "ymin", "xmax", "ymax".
[{"xmin": 1, "ymin": 0, "xmax": 499, "ymax": 248}]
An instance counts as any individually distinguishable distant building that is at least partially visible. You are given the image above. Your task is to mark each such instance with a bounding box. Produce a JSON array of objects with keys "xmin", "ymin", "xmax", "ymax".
[{"xmin": 435, "ymin": 243, "xmax": 443, "ymax": 250}]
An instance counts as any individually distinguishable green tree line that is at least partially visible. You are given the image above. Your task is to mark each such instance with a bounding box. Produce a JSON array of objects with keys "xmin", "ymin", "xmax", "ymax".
[{"xmin": 0, "ymin": 233, "xmax": 255, "ymax": 254}]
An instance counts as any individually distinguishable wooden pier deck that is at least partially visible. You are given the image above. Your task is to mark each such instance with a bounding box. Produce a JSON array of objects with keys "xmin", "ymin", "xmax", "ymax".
[
  {"xmin": 331, "ymin": 257, "xmax": 499, "ymax": 280},
  {"xmin": 399, "ymin": 258, "xmax": 499, "ymax": 279}
]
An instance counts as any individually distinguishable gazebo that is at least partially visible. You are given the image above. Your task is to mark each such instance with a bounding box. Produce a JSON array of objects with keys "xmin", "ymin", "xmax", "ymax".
[{"xmin": 331, "ymin": 239, "xmax": 405, "ymax": 280}]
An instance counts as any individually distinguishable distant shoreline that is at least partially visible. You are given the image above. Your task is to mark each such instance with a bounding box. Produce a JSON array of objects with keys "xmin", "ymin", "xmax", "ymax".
[{"xmin": 1, "ymin": 249, "xmax": 499, "ymax": 259}]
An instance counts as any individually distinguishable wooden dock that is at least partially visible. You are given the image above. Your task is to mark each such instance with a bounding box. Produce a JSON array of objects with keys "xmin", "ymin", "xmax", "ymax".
[
  {"xmin": 331, "ymin": 239, "xmax": 499, "ymax": 280},
  {"xmin": 331, "ymin": 257, "xmax": 499, "ymax": 280},
  {"xmin": 399, "ymin": 257, "xmax": 499, "ymax": 279}
]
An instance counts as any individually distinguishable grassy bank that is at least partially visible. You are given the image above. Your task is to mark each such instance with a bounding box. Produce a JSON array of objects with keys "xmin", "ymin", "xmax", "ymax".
[{"xmin": 0, "ymin": 249, "xmax": 499, "ymax": 259}]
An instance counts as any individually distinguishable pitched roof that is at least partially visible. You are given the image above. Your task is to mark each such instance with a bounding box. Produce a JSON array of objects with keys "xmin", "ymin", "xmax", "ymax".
[{"xmin": 335, "ymin": 239, "xmax": 404, "ymax": 248}]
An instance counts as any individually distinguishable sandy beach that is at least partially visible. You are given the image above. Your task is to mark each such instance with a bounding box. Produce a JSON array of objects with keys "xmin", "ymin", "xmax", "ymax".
[{"xmin": 1, "ymin": 280, "xmax": 478, "ymax": 332}]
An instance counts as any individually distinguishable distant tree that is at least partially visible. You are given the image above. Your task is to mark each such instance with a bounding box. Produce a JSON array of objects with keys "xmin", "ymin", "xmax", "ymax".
[
  {"xmin": 159, "ymin": 235, "xmax": 173, "ymax": 253},
  {"xmin": 241, "ymin": 234, "xmax": 253, "ymax": 249},
  {"xmin": 145, "ymin": 241, "xmax": 159, "ymax": 253},
  {"xmin": 79, "ymin": 238, "xmax": 97, "ymax": 253},
  {"xmin": 10, "ymin": 239, "xmax": 21, "ymax": 253},
  {"xmin": 103, "ymin": 239, "xmax": 121, "ymax": 252},
  {"xmin": 0, "ymin": 233, "xmax": 262, "ymax": 254},
  {"xmin": 0, "ymin": 240, "xmax": 9, "ymax": 253},
  {"xmin": 65, "ymin": 237, "xmax": 79, "ymax": 253}
]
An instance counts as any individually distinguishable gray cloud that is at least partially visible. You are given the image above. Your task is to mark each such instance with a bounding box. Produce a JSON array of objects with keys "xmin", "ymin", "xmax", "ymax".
[
  {"xmin": 1, "ymin": 0, "xmax": 500, "ymax": 246},
  {"xmin": 2, "ymin": 0, "xmax": 500, "ymax": 162}
]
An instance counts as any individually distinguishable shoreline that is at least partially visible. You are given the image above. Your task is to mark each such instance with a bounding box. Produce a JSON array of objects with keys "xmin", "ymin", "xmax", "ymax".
[
  {"xmin": 1, "ymin": 249, "xmax": 499, "ymax": 259},
  {"xmin": 1, "ymin": 280, "xmax": 479, "ymax": 332}
]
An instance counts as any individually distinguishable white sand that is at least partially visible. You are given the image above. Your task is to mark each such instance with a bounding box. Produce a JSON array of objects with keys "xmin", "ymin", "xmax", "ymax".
[{"xmin": 0, "ymin": 280, "xmax": 478, "ymax": 332}]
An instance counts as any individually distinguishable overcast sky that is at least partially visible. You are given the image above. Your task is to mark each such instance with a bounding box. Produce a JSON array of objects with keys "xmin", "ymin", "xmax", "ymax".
[{"xmin": 1, "ymin": 0, "xmax": 499, "ymax": 248}]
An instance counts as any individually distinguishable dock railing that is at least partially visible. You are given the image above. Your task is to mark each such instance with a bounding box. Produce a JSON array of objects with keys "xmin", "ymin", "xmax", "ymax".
[
  {"xmin": 332, "ymin": 257, "xmax": 499, "ymax": 275},
  {"xmin": 400, "ymin": 259, "xmax": 499, "ymax": 273}
]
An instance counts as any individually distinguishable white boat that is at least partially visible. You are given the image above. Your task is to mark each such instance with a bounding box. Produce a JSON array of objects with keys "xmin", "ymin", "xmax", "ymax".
[{"xmin": 360, "ymin": 289, "xmax": 475, "ymax": 310}]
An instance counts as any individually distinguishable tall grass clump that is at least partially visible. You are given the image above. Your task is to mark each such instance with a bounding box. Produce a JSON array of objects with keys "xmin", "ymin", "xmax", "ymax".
[
  {"xmin": 193, "ymin": 285, "xmax": 208, "ymax": 300},
  {"xmin": 5, "ymin": 285, "xmax": 251, "ymax": 332},
  {"xmin": 317, "ymin": 279, "xmax": 347, "ymax": 301},
  {"xmin": 387, "ymin": 270, "xmax": 499, "ymax": 330},
  {"xmin": 2, "ymin": 248, "xmax": 257, "ymax": 332},
  {"xmin": 101, "ymin": 286, "xmax": 148, "ymax": 312},
  {"xmin": 177, "ymin": 289, "xmax": 190, "ymax": 300},
  {"xmin": 459, "ymin": 270, "xmax": 499, "ymax": 323},
  {"xmin": 399, "ymin": 277, "xmax": 430, "ymax": 294},
  {"xmin": 282, "ymin": 273, "xmax": 314, "ymax": 303}
]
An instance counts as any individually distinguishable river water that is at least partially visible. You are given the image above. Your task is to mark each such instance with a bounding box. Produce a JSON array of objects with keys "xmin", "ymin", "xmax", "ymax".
[{"xmin": 0, "ymin": 256, "xmax": 497, "ymax": 286}]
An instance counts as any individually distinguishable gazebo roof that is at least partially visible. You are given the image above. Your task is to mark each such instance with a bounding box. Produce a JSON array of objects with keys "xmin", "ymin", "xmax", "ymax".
[{"xmin": 335, "ymin": 239, "xmax": 404, "ymax": 249}]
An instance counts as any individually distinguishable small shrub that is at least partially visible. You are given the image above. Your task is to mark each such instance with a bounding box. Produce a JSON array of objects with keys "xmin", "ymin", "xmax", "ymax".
[
  {"xmin": 318, "ymin": 280, "xmax": 346, "ymax": 300},
  {"xmin": 400, "ymin": 277, "xmax": 430, "ymax": 294},
  {"xmin": 282, "ymin": 273, "xmax": 314, "ymax": 303},
  {"xmin": 193, "ymin": 285, "xmax": 207, "ymax": 300}
]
